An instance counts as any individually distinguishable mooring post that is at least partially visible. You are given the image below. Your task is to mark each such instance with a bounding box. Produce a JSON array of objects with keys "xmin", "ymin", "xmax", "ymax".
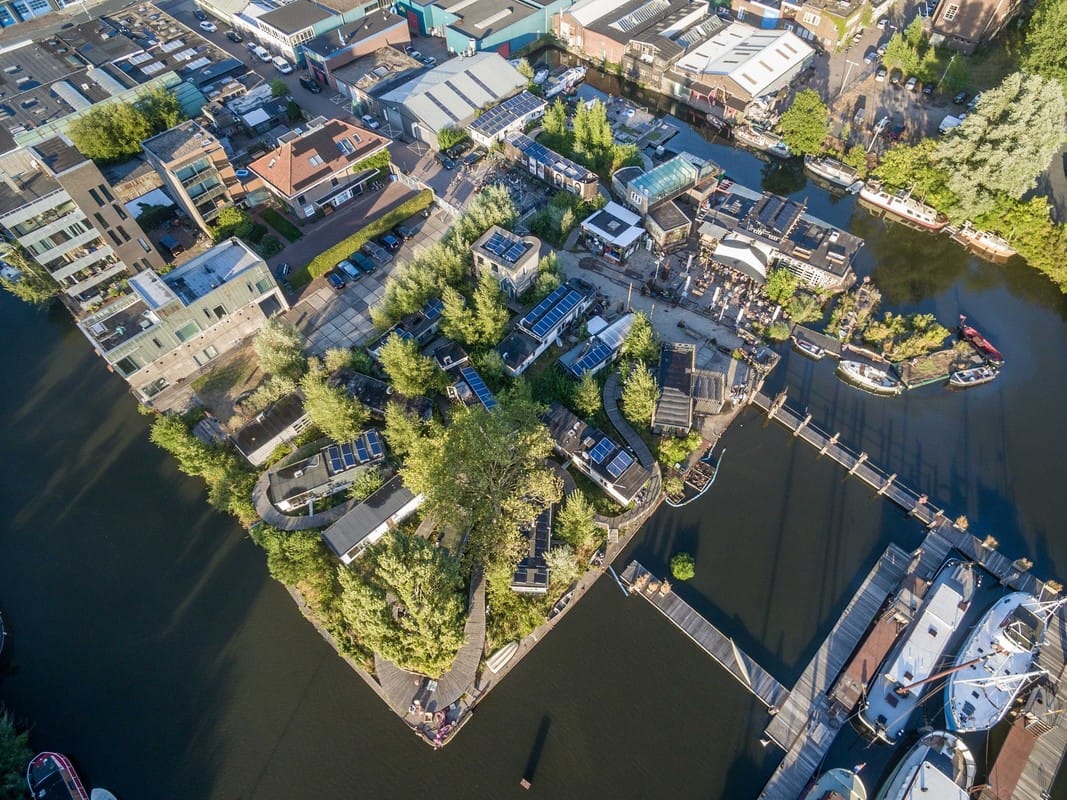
[
  {"xmin": 877, "ymin": 473, "xmax": 896, "ymax": 496},
  {"xmin": 819, "ymin": 432, "xmax": 840, "ymax": 456},
  {"xmin": 848, "ymin": 452, "xmax": 868, "ymax": 475},
  {"xmin": 793, "ymin": 413, "xmax": 812, "ymax": 436}
]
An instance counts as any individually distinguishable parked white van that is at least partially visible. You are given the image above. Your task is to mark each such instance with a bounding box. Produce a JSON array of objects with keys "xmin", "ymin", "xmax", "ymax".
[
  {"xmin": 253, "ymin": 46, "xmax": 271, "ymax": 63},
  {"xmin": 272, "ymin": 56, "xmax": 293, "ymax": 74}
]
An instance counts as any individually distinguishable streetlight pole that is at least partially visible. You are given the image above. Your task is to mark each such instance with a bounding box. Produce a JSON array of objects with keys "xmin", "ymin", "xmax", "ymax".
[
  {"xmin": 839, "ymin": 59, "xmax": 858, "ymax": 98},
  {"xmin": 939, "ymin": 53, "xmax": 956, "ymax": 87}
]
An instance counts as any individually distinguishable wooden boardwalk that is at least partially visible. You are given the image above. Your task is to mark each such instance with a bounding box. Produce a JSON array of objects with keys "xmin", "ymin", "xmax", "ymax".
[
  {"xmin": 758, "ymin": 544, "xmax": 911, "ymax": 800},
  {"xmin": 619, "ymin": 561, "xmax": 789, "ymax": 710},
  {"xmin": 603, "ymin": 373, "xmax": 656, "ymax": 469}
]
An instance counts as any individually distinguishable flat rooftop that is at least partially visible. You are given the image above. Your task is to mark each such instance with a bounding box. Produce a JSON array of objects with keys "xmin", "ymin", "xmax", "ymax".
[
  {"xmin": 0, "ymin": 149, "xmax": 62, "ymax": 217},
  {"xmin": 130, "ymin": 239, "xmax": 262, "ymax": 309},
  {"xmin": 442, "ymin": 0, "xmax": 538, "ymax": 38},
  {"xmin": 304, "ymin": 10, "xmax": 406, "ymax": 57},
  {"xmin": 142, "ymin": 120, "xmax": 219, "ymax": 164}
]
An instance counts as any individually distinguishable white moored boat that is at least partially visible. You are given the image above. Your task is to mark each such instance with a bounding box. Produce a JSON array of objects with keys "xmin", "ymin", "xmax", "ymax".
[
  {"xmin": 837, "ymin": 360, "xmax": 903, "ymax": 396},
  {"xmin": 858, "ymin": 181, "xmax": 948, "ymax": 232},
  {"xmin": 873, "ymin": 730, "xmax": 975, "ymax": 800},
  {"xmin": 858, "ymin": 560, "xmax": 976, "ymax": 743},
  {"xmin": 732, "ymin": 125, "xmax": 792, "ymax": 159},
  {"xmin": 485, "ymin": 641, "xmax": 519, "ymax": 674},
  {"xmin": 945, "ymin": 593, "xmax": 1062, "ymax": 732},
  {"xmin": 804, "ymin": 155, "xmax": 862, "ymax": 192},
  {"xmin": 803, "ymin": 767, "xmax": 866, "ymax": 800},
  {"xmin": 948, "ymin": 365, "xmax": 997, "ymax": 388},
  {"xmin": 950, "ymin": 222, "xmax": 1016, "ymax": 261},
  {"xmin": 792, "ymin": 336, "xmax": 827, "ymax": 361}
]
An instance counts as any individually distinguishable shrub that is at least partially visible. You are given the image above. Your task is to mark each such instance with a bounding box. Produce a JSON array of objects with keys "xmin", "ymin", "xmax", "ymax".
[
  {"xmin": 261, "ymin": 208, "xmax": 302, "ymax": 241},
  {"xmin": 670, "ymin": 552, "xmax": 696, "ymax": 581},
  {"xmin": 295, "ymin": 190, "xmax": 433, "ymax": 286}
]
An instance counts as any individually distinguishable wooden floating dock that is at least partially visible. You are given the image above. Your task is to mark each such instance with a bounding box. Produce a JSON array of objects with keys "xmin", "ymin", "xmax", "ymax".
[
  {"xmin": 619, "ymin": 561, "xmax": 789, "ymax": 710},
  {"xmin": 758, "ymin": 544, "xmax": 911, "ymax": 799}
]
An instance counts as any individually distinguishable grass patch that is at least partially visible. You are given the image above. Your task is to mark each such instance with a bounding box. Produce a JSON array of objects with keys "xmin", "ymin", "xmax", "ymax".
[
  {"xmin": 567, "ymin": 468, "xmax": 627, "ymax": 516},
  {"xmin": 292, "ymin": 189, "xmax": 433, "ymax": 288},
  {"xmin": 191, "ymin": 356, "xmax": 255, "ymax": 394},
  {"xmin": 261, "ymin": 208, "xmax": 302, "ymax": 242}
]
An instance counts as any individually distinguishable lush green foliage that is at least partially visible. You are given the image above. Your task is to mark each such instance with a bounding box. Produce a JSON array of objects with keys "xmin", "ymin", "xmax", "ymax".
[
  {"xmin": 657, "ymin": 431, "xmax": 703, "ymax": 468},
  {"xmin": 670, "ymin": 552, "xmax": 696, "ymax": 581},
  {"xmin": 572, "ymin": 371, "xmax": 602, "ymax": 418},
  {"xmin": 620, "ymin": 312, "xmax": 661, "ymax": 365},
  {"xmin": 246, "ymin": 375, "xmax": 297, "ymax": 414},
  {"xmin": 68, "ymin": 88, "xmax": 184, "ymax": 162},
  {"xmin": 298, "ymin": 189, "xmax": 433, "ymax": 285},
  {"xmin": 261, "ymin": 207, "xmax": 302, "ymax": 241},
  {"xmin": 554, "ymin": 489, "xmax": 598, "ymax": 550},
  {"xmin": 537, "ymin": 98, "xmax": 641, "ymax": 174},
  {"xmin": 437, "ymin": 127, "xmax": 468, "ymax": 151},
  {"xmin": 874, "ymin": 138, "xmax": 958, "ymax": 211},
  {"xmin": 934, "ymin": 72, "xmax": 1066, "ymax": 219},
  {"xmin": 0, "ymin": 711, "xmax": 31, "ymax": 800},
  {"xmin": 352, "ymin": 150, "xmax": 392, "ymax": 174},
  {"xmin": 253, "ymin": 316, "xmax": 307, "ymax": 381},
  {"xmin": 620, "ymin": 362, "xmax": 660, "ymax": 427},
  {"xmin": 764, "ymin": 268, "xmax": 799, "ymax": 305},
  {"xmin": 348, "ymin": 467, "xmax": 385, "ymax": 502},
  {"xmin": 527, "ymin": 253, "xmax": 563, "ymax": 302},
  {"xmin": 777, "ymin": 89, "xmax": 829, "ymax": 156},
  {"xmin": 299, "ymin": 358, "xmax": 368, "ymax": 442},
  {"xmin": 382, "ymin": 400, "xmax": 429, "ymax": 457},
  {"xmin": 250, "ymin": 525, "xmax": 338, "ymax": 611},
  {"xmin": 785, "ymin": 292, "xmax": 823, "ymax": 324},
  {"xmin": 401, "ymin": 385, "xmax": 561, "ymax": 571},
  {"xmin": 211, "ymin": 206, "xmax": 254, "ymax": 243},
  {"xmin": 379, "ymin": 333, "xmax": 446, "ymax": 397},
  {"xmin": 440, "ymin": 274, "xmax": 509, "ymax": 347},
  {"xmin": 862, "ymin": 312, "xmax": 950, "ymax": 360},
  {"xmin": 338, "ymin": 532, "xmax": 467, "ymax": 676},
  {"xmin": 514, "ymin": 57, "xmax": 535, "ymax": 80},
  {"xmin": 0, "ymin": 243, "xmax": 59, "ymax": 306},
  {"xmin": 883, "ymin": 31, "xmax": 919, "ymax": 74},
  {"xmin": 1022, "ymin": 0, "xmax": 1067, "ymax": 93},
  {"xmin": 527, "ymin": 191, "xmax": 605, "ymax": 246},
  {"xmin": 545, "ymin": 544, "xmax": 581, "ymax": 589},
  {"xmin": 149, "ymin": 414, "xmax": 258, "ymax": 525},
  {"xmin": 270, "ymin": 78, "xmax": 289, "ymax": 97}
]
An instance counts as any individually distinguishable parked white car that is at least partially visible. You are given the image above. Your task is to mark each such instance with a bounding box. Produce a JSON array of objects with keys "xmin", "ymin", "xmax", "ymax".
[
  {"xmin": 272, "ymin": 56, "xmax": 293, "ymax": 74},
  {"xmin": 253, "ymin": 46, "xmax": 272, "ymax": 63},
  {"xmin": 198, "ymin": 20, "xmax": 217, "ymax": 32},
  {"xmin": 360, "ymin": 114, "xmax": 381, "ymax": 129}
]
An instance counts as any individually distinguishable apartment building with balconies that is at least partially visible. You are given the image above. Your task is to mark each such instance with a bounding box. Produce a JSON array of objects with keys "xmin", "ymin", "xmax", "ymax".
[
  {"xmin": 0, "ymin": 139, "xmax": 166, "ymax": 312},
  {"xmin": 141, "ymin": 121, "xmax": 246, "ymax": 235}
]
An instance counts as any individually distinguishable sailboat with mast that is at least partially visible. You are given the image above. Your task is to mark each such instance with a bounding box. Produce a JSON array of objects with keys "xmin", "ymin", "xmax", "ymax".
[{"xmin": 945, "ymin": 593, "xmax": 1064, "ymax": 733}]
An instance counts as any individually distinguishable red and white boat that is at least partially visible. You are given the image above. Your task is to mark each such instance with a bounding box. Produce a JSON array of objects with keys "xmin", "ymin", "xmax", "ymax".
[
  {"xmin": 27, "ymin": 752, "xmax": 89, "ymax": 800},
  {"xmin": 958, "ymin": 315, "xmax": 1004, "ymax": 365}
]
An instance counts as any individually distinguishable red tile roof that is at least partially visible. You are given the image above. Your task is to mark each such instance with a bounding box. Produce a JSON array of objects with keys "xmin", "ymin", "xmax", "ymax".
[{"xmin": 248, "ymin": 118, "xmax": 388, "ymax": 198}]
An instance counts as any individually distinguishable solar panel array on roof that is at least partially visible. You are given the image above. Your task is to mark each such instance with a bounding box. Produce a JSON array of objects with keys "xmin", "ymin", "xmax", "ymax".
[
  {"xmin": 506, "ymin": 132, "xmax": 596, "ymax": 183},
  {"xmin": 422, "ymin": 297, "xmax": 444, "ymax": 321},
  {"xmin": 610, "ymin": 0, "xmax": 671, "ymax": 32},
  {"xmin": 325, "ymin": 431, "xmax": 386, "ymax": 475},
  {"xmin": 470, "ymin": 91, "xmax": 545, "ymax": 138},
  {"xmin": 460, "ymin": 366, "xmax": 498, "ymax": 411},
  {"xmin": 566, "ymin": 341, "xmax": 613, "ymax": 378},
  {"xmin": 530, "ymin": 289, "xmax": 581, "ymax": 340},
  {"xmin": 589, "ymin": 437, "xmax": 615, "ymax": 465},
  {"xmin": 367, "ymin": 429, "xmax": 384, "ymax": 458},
  {"xmin": 520, "ymin": 284, "xmax": 568, "ymax": 329},
  {"xmin": 484, "ymin": 230, "xmax": 511, "ymax": 257},
  {"xmin": 606, "ymin": 449, "xmax": 635, "ymax": 479}
]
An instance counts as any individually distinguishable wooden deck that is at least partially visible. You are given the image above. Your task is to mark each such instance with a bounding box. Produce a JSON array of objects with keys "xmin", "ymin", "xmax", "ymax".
[
  {"xmin": 619, "ymin": 561, "xmax": 788, "ymax": 709},
  {"xmin": 603, "ymin": 373, "xmax": 656, "ymax": 469},
  {"xmin": 757, "ymin": 545, "xmax": 911, "ymax": 800}
]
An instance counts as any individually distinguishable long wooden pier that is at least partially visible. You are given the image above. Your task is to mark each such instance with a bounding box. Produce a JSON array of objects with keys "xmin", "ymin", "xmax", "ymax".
[{"xmin": 619, "ymin": 561, "xmax": 789, "ymax": 710}]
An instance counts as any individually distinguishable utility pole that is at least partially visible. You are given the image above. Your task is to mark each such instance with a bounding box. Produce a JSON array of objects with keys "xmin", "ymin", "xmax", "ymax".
[
  {"xmin": 839, "ymin": 59, "xmax": 858, "ymax": 98},
  {"xmin": 939, "ymin": 53, "xmax": 956, "ymax": 87},
  {"xmin": 868, "ymin": 116, "xmax": 889, "ymax": 153}
]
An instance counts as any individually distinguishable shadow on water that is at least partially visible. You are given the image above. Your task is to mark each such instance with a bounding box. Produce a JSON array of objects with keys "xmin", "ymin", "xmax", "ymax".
[{"xmin": 521, "ymin": 715, "xmax": 551, "ymax": 786}]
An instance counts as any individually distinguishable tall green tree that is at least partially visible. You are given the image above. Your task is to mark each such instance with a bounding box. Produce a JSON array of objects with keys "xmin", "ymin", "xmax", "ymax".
[
  {"xmin": 379, "ymin": 332, "xmax": 445, "ymax": 397},
  {"xmin": 470, "ymin": 273, "xmax": 510, "ymax": 346},
  {"xmin": 514, "ymin": 57, "xmax": 535, "ymax": 80},
  {"xmin": 440, "ymin": 285, "xmax": 478, "ymax": 345},
  {"xmin": 253, "ymin": 317, "xmax": 306, "ymax": 380},
  {"xmin": 382, "ymin": 400, "xmax": 431, "ymax": 458},
  {"xmin": 299, "ymin": 358, "xmax": 368, "ymax": 442},
  {"xmin": 0, "ymin": 243, "xmax": 59, "ymax": 306},
  {"xmin": 572, "ymin": 371, "xmax": 601, "ymax": 418},
  {"xmin": 338, "ymin": 532, "xmax": 467, "ymax": 677},
  {"xmin": 621, "ymin": 312, "xmax": 661, "ymax": 365},
  {"xmin": 777, "ymin": 89, "xmax": 829, "ymax": 156},
  {"xmin": 882, "ymin": 32, "xmax": 920, "ymax": 75},
  {"xmin": 1023, "ymin": 0, "xmax": 1067, "ymax": 93},
  {"xmin": 904, "ymin": 15, "xmax": 926, "ymax": 48},
  {"xmin": 620, "ymin": 363, "xmax": 660, "ymax": 427},
  {"xmin": 764, "ymin": 268, "xmax": 799, "ymax": 305},
  {"xmin": 554, "ymin": 490, "xmax": 597, "ymax": 550},
  {"xmin": 873, "ymin": 138, "xmax": 957, "ymax": 211},
  {"xmin": 250, "ymin": 525, "xmax": 337, "ymax": 607},
  {"xmin": 68, "ymin": 101, "xmax": 153, "ymax": 162},
  {"xmin": 0, "ymin": 711, "xmax": 31, "ymax": 800},
  {"xmin": 401, "ymin": 386, "xmax": 561, "ymax": 570},
  {"xmin": 934, "ymin": 71, "xmax": 1067, "ymax": 219},
  {"xmin": 541, "ymin": 98, "xmax": 569, "ymax": 150},
  {"xmin": 138, "ymin": 86, "xmax": 185, "ymax": 132}
]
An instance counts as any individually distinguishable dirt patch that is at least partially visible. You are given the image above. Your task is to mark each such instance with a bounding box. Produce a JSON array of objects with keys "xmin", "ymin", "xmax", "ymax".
[{"xmin": 189, "ymin": 343, "xmax": 265, "ymax": 428}]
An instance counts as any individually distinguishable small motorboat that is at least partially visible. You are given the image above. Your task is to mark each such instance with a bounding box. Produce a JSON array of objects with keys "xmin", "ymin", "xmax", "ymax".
[
  {"xmin": 803, "ymin": 767, "xmax": 866, "ymax": 800},
  {"xmin": 837, "ymin": 360, "xmax": 903, "ymax": 396},
  {"xmin": 958, "ymin": 315, "xmax": 1004, "ymax": 365},
  {"xmin": 91, "ymin": 791, "xmax": 118, "ymax": 800},
  {"xmin": 486, "ymin": 641, "xmax": 519, "ymax": 674},
  {"xmin": 792, "ymin": 336, "xmax": 827, "ymax": 361},
  {"xmin": 27, "ymin": 752, "xmax": 89, "ymax": 800},
  {"xmin": 949, "ymin": 364, "xmax": 998, "ymax": 388}
]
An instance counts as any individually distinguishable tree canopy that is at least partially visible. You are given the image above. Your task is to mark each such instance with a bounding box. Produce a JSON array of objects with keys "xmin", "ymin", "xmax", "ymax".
[
  {"xmin": 1022, "ymin": 0, "xmax": 1067, "ymax": 94},
  {"xmin": 764, "ymin": 268, "xmax": 799, "ymax": 305},
  {"xmin": 382, "ymin": 400, "xmax": 430, "ymax": 458},
  {"xmin": 67, "ymin": 88, "xmax": 184, "ymax": 163},
  {"xmin": 873, "ymin": 138, "xmax": 957, "ymax": 211},
  {"xmin": 620, "ymin": 362, "xmax": 660, "ymax": 427},
  {"xmin": 554, "ymin": 490, "xmax": 598, "ymax": 551},
  {"xmin": 338, "ymin": 532, "xmax": 467, "ymax": 677},
  {"xmin": 934, "ymin": 71, "xmax": 1066, "ymax": 219},
  {"xmin": 670, "ymin": 552, "xmax": 696, "ymax": 581},
  {"xmin": 440, "ymin": 274, "xmax": 510, "ymax": 347},
  {"xmin": 253, "ymin": 317, "xmax": 307, "ymax": 380},
  {"xmin": 400, "ymin": 385, "xmax": 561, "ymax": 570},
  {"xmin": 621, "ymin": 312, "xmax": 661, "ymax": 365},
  {"xmin": 572, "ymin": 371, "xmax": 601, "ymax": 418},
  {"xmin": 0, "ymin": 243, "xmax": 59, "ymax": 306},
  {"xmin": 299, "ymin": 358, "xmax": 368, "ymax": 443},
  {"xmin": 0, "ymin": 711, "xmax": 31, "ymax": 800},
  {"xmin": 379, "ymin": 333, "xmax": 446, "ymax": 397},
  {"xmin": 777, "ymin": 89, "xmax": 829, "ymax": 156}
]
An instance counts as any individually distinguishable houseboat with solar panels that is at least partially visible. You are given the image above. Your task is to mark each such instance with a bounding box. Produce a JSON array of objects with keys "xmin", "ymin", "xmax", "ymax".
[
  {"xmin": 804, "ymin": 154, "xmax": 863, "ymax": 193},
  {"xmin": 857, "ymin": 560, "xmax": 976, "ymax": 744},
  {"xmin": 945, "ymin": 593, "xmax": 1063, "ymax": 733},
  {"xmin": 27, "ymin": 753, "xmax": 89, "ymax": 800},
  {"xmin": 858, "ymin": 181, "xmax": 949, "ymax": 231},
  {"xmin": 802, "ymin": 768, "xmax": 866, "ymax": 800},
  {"xmin": 873, "ymin": 731, "xmax": 975, "ymax": 800}
]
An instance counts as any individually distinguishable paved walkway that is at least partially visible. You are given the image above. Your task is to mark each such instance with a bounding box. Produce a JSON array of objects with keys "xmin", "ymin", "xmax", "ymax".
[
  {"xmin": 251, "ymin": 471, "xmax": 358, "ymax": 531},
  {"xmin": 602, "ymin": 372, "xmax": 655, "ymax": 469}
]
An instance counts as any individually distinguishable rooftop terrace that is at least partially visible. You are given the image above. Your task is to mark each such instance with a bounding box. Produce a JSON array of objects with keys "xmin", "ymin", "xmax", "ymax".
[{"xmin": 130, "ymin": 238, "xmax": 262, "ymax": 309}]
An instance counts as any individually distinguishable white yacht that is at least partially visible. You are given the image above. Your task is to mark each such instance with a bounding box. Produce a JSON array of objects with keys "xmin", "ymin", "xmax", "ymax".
[
  {"xmin": 873, "ymin": 730, "xmax": 975, "ymax": 800},
  {"xmin": 858, "ymin": 561, "xmax": 976, "ymax": 743},
  {"xmin": 838, "ymin": 361, "xmax": 903, "ymax": 396},
  {"xmin": 803, "ymin": 768, "xmax": 866, "ymax": 800},
  {"xmin": 804, "ymin": 155, "xmax": 862, "ymax": 192},
  {"xmin": 859, "ymin": 181, "xmax": 948, "ymax": 232},
  {"xmin": 945, "ymin": 592, "xmax": 1061, "ymax": 732}
]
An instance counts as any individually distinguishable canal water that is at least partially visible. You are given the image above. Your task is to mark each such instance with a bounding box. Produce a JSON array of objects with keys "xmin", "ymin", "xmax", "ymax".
[{"xmin": 3, "ymin": 73, "xmax": 1067, "ymax": 799}]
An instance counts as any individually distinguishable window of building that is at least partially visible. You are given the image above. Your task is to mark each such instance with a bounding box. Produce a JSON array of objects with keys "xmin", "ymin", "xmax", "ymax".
[
  {"xmin": 802, "ymin": 11, "xmax": 820, "ymax": 25},
  {"xmin": 114, "ymin": 205, "xmax": 127, "ymax": 220},
  {"xmin": 174, "ymin": 321, "xmax": 201, "ymax": 342},
  {"xmin": 141, "ymin": 377, "xmax": 169, "ymax": 398},
  {"xmin": 99, "ymin": 185, "xmax": 114, "ymax": 202},
  {"xmin": 114, "ymin": 355, "xmax": 140, "ymax": 375},
  {"xmin": 138, "ymin": 238, "xmax": 151, "ymax": 253},
  {"xmin": 212, "ymin": 304, "xmax": 227, "ymax": 320},
  {"xmin": 296, "ymin": 194, "xmax": 306, "ymax": 204},
  {"xmin": 331, "ymin": 177, "xmax": 339, "ymax": 187},
  {"xmin": 94, "ymin": 212, "xmax": 109, "ymax": 229},
  {"xmin": 117, "ymin": 226, "xmax": 130, "ymax": 242},
  {"xmin": 944, "ymin": 3, "xmax": 959, "ymax": 18},
  {"xmin": 255, "ymin": 277, "xmax": 272, "ymax": 294},
  {"xmin": 88, "ymin": 187, "xmax": 104, "ymax": 206},
  {"xmin": 193, "ymin": 344, "xmax": 220, "ymax": 366},
  {"xmin": 108, "ymin": 230, "xmax": 122, "ymax": 246},
  {"xmin": 735, "ymin": 7, "xmax": 745, "ymax": 19}
]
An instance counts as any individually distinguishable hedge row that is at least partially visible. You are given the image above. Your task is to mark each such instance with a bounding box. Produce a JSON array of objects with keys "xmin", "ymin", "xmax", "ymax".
[
  {"xmin": 261, "ymin": 207, "xmax": 302, "ymax": 241},
  {"xmin": 293, "ymin": 189, "xmax": 433, "ymax": 287}
]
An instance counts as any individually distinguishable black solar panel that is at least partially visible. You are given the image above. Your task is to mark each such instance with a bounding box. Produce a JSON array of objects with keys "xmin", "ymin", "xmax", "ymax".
[
  {"xmin": 366, "ymin": 430, "xmax": 384, "ymax": 459},
  {"xmin": 422, "ymin": 297, "xmax": 444, "ymax": 321},
  {"xmin": 354, "ymin": 438, "xmax": 369, "ymax": 463},
  {"xmin": 341, "ymin": 441, "xmax": 357, "ymax": 468},
  {"xmin": 589, "ymin": 437, "xmax": 614, "ymax": 465},
  {"xmin": 470, "ymin": 91, "xmax": 546, "ymax": 138},
  {"xmin": 520, "ymin": 284, "xmax": 568, "ymax": 329},
  {"xmin": 567, "ymin": 341, "xmax": 613, "ymax": 378},
  {"xmin": 460, "ymin": 366, "xmax": 498, "ymax": 411},
  {"xmin": 484, "ymin": 230, "xmax": 511, "ymax": 257},
  {"xmin": 531, "ymin": 290, "xmax": 581, "ymax": 339},
  {"xmin": 504, "ymin": 240, "xmax": 528, "ymax": 263},
  {"xmin": 326, "ymin": 445, "xmax": 343, "ymax": 473},
  {"xmin": 606, "ymin": 450, "xmax": 635, "ymax": 479}
]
